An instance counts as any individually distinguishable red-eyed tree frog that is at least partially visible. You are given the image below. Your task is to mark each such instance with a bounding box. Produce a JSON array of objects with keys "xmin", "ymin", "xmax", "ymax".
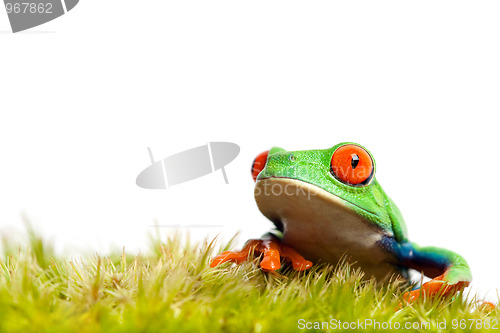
[{"xmin": 211, "ymin": 143, "xmax": 472, "ymax": 303}]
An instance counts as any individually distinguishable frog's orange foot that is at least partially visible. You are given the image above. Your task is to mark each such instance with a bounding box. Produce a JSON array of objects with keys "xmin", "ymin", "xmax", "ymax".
[
  {"xmin": 479, "ymin": 301, "xmax": 496, "ymax": 312},
  {"xmin": 401, "ymin": 272, "xmax": 470, "ymax": 306},
  {"xmin": 210, "ymin": 238, "xmax": 313, "ymax": 272}
]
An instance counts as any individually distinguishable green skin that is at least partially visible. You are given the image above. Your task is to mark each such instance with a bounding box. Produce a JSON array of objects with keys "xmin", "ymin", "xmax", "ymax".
[{"xmin": 256, "ymin": 143, "xmax": 471, "ymax": 288}]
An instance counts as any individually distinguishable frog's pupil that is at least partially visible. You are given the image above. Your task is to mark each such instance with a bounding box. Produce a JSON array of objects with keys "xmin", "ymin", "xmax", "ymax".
[{"xmin": 351, "ymin": 154, "xmax": 359, "ymax": 169}]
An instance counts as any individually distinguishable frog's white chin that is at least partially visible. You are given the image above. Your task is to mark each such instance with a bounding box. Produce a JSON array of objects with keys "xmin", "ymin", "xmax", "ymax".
[{"xmin": 254, "ymin": 177, "xmax": 403, "ymax": 282}]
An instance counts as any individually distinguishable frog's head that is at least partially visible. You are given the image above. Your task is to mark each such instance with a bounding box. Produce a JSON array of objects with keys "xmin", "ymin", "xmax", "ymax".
[{"xmin": 251, "ymin": 143, "xmax": 407, "ymax": 241}]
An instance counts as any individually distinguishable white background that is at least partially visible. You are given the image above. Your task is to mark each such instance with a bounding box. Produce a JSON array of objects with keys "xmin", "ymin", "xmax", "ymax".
[{"xmin": 1, "ymin": 1, "xmax": 499, "ymax": 302}]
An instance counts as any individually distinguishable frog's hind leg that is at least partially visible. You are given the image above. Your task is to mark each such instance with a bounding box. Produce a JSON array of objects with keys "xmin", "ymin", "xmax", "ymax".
[
  {"xmin": 384, "ymin": 240, "xmax": 473, "ymax": 305},
  {"xmin": 210, "ymin": 235, "xmax": 313, "ymax": 271}
]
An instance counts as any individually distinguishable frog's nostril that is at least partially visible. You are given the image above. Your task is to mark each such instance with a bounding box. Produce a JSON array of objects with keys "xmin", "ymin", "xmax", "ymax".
[{"xmin": 251, "ymin": 151, "xmax": 269, "ymax": 182}]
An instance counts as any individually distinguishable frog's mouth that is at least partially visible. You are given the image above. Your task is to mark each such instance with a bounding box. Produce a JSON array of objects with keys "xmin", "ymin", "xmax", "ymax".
[{"xmin": 255, "ymin": 177, "xmax": 379, "ymax": 221}]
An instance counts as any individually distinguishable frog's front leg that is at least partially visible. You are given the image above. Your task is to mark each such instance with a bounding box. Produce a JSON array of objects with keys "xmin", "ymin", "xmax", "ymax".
[
  {"xmin": 210, "ymin": 234, "xmax": 313, "ymax": 271},
  {"xmin": 390, "ymin": 241, "xmax": 472, "ymax": 304}
]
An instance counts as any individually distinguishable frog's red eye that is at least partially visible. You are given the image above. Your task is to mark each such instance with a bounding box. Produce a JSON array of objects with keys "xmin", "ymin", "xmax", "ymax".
[
  {"xmin": 251, "ymin": 150, "xmax": 269, "ymax": 182},
  {"xmin": 330, "ymin": 145, "xmax": 373, "ymax": 186}
]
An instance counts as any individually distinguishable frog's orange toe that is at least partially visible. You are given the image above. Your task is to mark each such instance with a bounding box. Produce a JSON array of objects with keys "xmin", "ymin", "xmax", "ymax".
[
  {"xmin": 210, "ymin": 240, "xmax": 261, "ymax": 267},
  {"xmin": 260, "ymin": 250, "xmax": 281, "ymax": 271},
  {"xmin": 210, "ymin": 251, "xmax": 246, "ymax": 267},
  {"xmin": 256, "ymin": 238, "xmax": 282, "ymax": 271},
  {"xmin": 280, "ymin": 243, "xmax": 313, "ymax": 271}
]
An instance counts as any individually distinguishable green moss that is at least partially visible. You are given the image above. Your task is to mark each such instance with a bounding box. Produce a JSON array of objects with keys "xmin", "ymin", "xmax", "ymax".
[{"xmin": 0, "ymin": 232, "xmax": 497, "ymax": 333}]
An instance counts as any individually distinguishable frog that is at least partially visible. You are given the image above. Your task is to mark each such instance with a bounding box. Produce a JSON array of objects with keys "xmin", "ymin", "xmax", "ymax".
[{"xmin": 210, "ymin": 142, "xmax": 472, "ymax": 303}]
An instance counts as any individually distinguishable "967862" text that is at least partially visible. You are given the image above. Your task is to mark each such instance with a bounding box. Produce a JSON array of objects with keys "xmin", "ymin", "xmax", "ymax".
[{"xmin": 5, "ymin": 3, "xmax": 53, "ymax": 14}]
